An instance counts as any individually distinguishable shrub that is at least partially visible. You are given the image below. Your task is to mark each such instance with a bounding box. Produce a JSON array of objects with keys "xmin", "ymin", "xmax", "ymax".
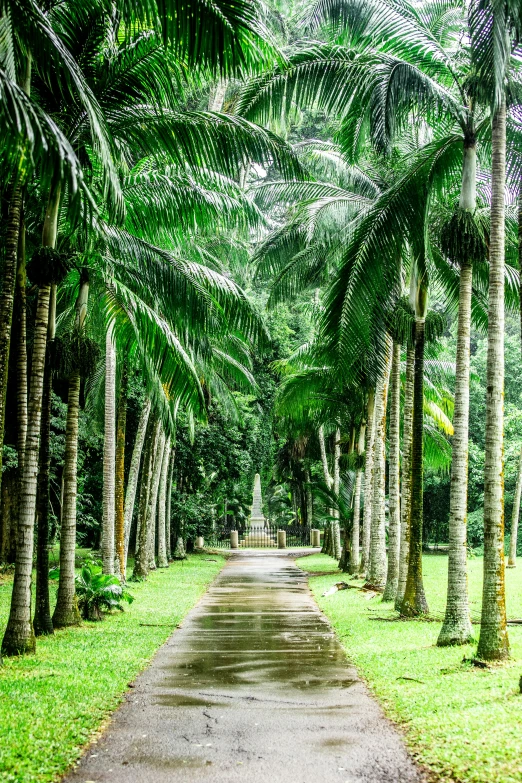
[{"xmin": 74, "ymin": 564, "xmax": 134, "ymax": 621}]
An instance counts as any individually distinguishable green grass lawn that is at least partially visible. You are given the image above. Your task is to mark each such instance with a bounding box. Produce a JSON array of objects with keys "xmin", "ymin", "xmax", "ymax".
[
  {"xmin": 0, "ymin": 553, "xmax": 226, "ymax": 783},
  {"xmin": 297, "ymin": 552, "xmax": 522, "ymax": 783}
]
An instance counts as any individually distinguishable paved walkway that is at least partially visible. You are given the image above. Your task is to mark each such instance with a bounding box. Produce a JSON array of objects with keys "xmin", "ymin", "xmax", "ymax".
[{"xmin": 64, "ymin": 552, "xmax": 425, "ymax": 783}]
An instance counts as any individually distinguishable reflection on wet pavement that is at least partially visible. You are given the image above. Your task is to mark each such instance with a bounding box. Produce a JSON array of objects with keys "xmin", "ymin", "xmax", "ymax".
[
  {"xmin": 63, "ymin": 552, "xmax": 425, "ymax": 783},
  {"xmin": 158, "ymin": 555, "xmax": 357, "ymax": 699}
]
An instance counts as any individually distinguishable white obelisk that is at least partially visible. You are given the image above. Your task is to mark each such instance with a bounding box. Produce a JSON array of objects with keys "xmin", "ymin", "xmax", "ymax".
[{"xmin": 249, "ymin": 473, "xmax": 265, "ymax": 531}]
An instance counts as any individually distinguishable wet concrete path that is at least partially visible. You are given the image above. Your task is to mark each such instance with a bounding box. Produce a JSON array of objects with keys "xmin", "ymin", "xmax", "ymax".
[{"xmin": 64, "ymin": 552, "xmax": 425, "ymax": 783}]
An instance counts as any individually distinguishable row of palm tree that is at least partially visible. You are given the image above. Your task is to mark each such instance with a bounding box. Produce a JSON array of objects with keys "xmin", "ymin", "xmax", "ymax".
[
  {"xmin": 0, "ymin": 0, "xmax": 299, "ymax": 658},
  {"xmin": 243, "ymin": 0, "xmax": 521, "ymax": 660}
]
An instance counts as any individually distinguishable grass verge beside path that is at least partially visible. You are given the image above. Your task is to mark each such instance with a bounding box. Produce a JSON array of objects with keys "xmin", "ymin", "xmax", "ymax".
[
  {"xmin": 297, "ymin": 553, "xmax": 522, "ymax": 783},
  {"xmin": 0, "ymin": 553, "xmax": 226, "ymax": 783}
]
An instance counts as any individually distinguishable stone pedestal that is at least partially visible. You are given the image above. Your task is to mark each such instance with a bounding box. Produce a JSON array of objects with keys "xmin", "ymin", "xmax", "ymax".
[
  {"xmin": 195, "ymin": 536, "xmax": 204, "ymax": 549},
  {"xmin": 311, "ymin": 529, "xmax": 321, "ymax": 547},
  {"xmin": 230, "ymin": 530, "xmax": 239, "ymax": 549},
  {"xmin": 277, "ymin": 530, "xmax": 286, "ymax": 549}
]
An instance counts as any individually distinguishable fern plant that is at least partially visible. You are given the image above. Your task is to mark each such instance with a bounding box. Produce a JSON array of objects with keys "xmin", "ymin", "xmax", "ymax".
[{"xmin": 74, "ymin": 564, "xmax": 134, "ymax": 621}]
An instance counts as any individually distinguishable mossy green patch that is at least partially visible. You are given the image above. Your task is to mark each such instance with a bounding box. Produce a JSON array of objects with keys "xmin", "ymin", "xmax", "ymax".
[
  {"xmin": 297, "ymin": 552, "xmax": 522, "ymax": 783},
  {"xmin": 0, "ymin": 554, "xmax": 225, "ymax": 783}
]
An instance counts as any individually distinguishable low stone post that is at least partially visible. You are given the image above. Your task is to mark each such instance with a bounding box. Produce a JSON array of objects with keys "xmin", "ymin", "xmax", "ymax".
[
  {"xmin": 311, "ymin": 529, "xmax": 321, "ymax": 547},
  {"xmin": 230, "ymin": 530, "xmax": 239, "ymax": 549},
  {"xmin": 195, "ymin": 536, "xmax": 204, "ymax": 549},
  {"xmin": 277, "ymin": 529, "xmax": 286, "ymax": 549}
]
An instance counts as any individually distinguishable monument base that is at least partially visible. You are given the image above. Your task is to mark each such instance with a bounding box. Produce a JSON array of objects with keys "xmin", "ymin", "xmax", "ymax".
[{"xmin": 240, "ymin": 516, "xmax": 276, "ymax": 547}]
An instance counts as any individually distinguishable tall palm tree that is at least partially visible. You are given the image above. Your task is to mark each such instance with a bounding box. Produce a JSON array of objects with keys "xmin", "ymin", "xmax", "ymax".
[{"xmin": 471, "ymin": 0, "xmax": 521, "ymax": 660}]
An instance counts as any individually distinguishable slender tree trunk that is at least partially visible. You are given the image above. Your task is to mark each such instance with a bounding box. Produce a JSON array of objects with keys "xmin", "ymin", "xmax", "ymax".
[
  {"xmin": 361, "ymin": 390, "xmax": 376, "ymax": 573},
  {"xmin": 383, "ymin": 341, "xmax": 401, "ymax": 601},
  {"xmin": 114, "ymin": 367, "xmax": 127, "ymax": 581},
  {"xmin": 396, "ymin": 346, "xmax": 414, "ymax": 609},
  {"xmin": 477, "ymin": 99, "xmax": 510, "ymax": 660},
  {"xmin": 2, "ymin": 183, "xmax": 60, "ymax": 656},
  {"xmin": 339, "ymin": 427, "xmax": 355, "ymax": 572},
  {"xmin": 33, "ymin": 292, "xmax": 55, "ymax": 637},
  {"xmin": 350, "ymin": 470, "xmax": 363, "ymax": 574},
  {"xmin": 367, "ymin": 348, "xmax": 391, "ymax": 589},
  {"xmin": 52, "ymin": 373, "xmax": 82, "ymax": 628},
  {"xmin": 401, "ymin": 317, "xmax": 429, "ymax": 616},
  {"xmin": 157, "ymin": 436, "xmax": 171, "ymax": 568},
  {"xmin": 0, "ymin": 187, "xmax": 23, "ymax": 484},
  {"xmin": 438, "ymin": 262, "xmax": 474, "ymax": 642},
  {"xmin": 438, "ymin": 140, "xmax": 476, "ymax": 644},
  {"xmin": 146, "ymin": 427, "xmax": 166, "ymax": 570},
  {"xmin": 305, "ymin": 467, "xmax": 313, "ymax": 531},
  {"xmin": 102, "ymin": 329, "xmax": 116, "ymax": 575},
  {"xmin": 15, "ymin": 218, "xmax": 28, "ymax": 472},
  {"xmin": 165, "ymin": 447, "xmax": 174, "ymax": 559},
  {"xmin": 52, "ymin": 273, "xmax": 89, "ymax": 628},
  {"xmin": 349, "ymin": 423, "xmax": 365, "ymax": 575},
  {"xmin": 132, "ymin": 420, "xmax": 158, "ymax": 580},
  {"xmin": 508, "ymin": 188, "xmax": 522, "ymax": 568},
  {"xmin": 123, "ymin": 397, "xmax": 151, "ymax": 570},
  {"xmin": 331, "ymin": 426, "xmax": 342, "ymax": 560},
  {"xmin": 0, "ymin": 55, "xmax": 30, "ymax": 486},
  {"xmin": 318, "ymin": 424, "xmax": 334, "ymax": 555},
  {"xmin": 508, "ymin": 446, "xmax": 522, "ymax": 567}
]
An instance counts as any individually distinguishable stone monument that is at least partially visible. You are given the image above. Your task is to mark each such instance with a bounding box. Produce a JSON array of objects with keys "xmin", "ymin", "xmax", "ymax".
[
  {"xmin": 239, "ymin": 473, "xmax": 275, "ymax": 547},
  {"xmin": 250, "ymin": 473, "xmax": 265, "ymax": 526}
]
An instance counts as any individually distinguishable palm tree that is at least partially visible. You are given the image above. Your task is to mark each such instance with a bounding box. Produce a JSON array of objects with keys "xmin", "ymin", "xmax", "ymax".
[
  {"xmin": 382, "ymin": 339, "xmax": 401, "ymax": 600},
  {"xmin": 472, "ymin": 0, "xmax": 521, "ymax": 660}
]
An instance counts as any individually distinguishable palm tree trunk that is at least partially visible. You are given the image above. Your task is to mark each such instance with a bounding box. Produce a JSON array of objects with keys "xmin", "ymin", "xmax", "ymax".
[
  {"xmin": 438, "ymin": 139, "xmax": 476, "ymax": 644},
  {"xmin": 15, "ymin": 218, "xmax": 28, "ymax": 472},
  {"xmin": 147, "ymin": 427, "xmax": 166, "ymax": 570},
  {"xmin": 332, "ymin": 426, "xmax": 342, "ymax": 560},
  {"xmin": 0, "ymin": 185, "xmax": 23, "ymax": 483},
  {"xmin": 349, "ymin": 470, "xmax": 363, "ymax": 574},
  {"xmin": 114, "ymin": 367, "xmax": 128, "ymax": 581},
  {"xmin": 52, "ymin": 272, "xmax": 89, "ymax": 628},
  {"xmin": 165, "ymin": 448, "xmax": 174, "ymax": 559},
  {"xmin": 133, "ymin": 419, "xmax": 158, "ymax": 580},
  {"xmin": 102, "ymin": 329, "xmax": 116, "ymax": 575},
  {"xmin": 510, "ymin": 189, "xmax": 522, "ymax": 569},
  {"xmin": 2, "ymin": 183, "xmax": 60, "ymax": 656},
  {"xmin": 367, "ymin": 347, "xmax": 391, "ymax": 589},
  {"xmin": 157, "ymin": 436, "xmax": 171, "ymax": 568},
  {"xmin": 438, "ymin": 261, "xmax": 474, "ymax": 642},
  {"xmin": 401, "ymin": 317, "xmax": 429, "ymax": 616},
  {"xmin": 33, "ymin": 294, "xmax": 55, "ymax": 637},
  {"xmin": 0, "ymin": 55, "xmax": 31, "ymax": 487},
  {"xmin": 123, "ymin": 397, "xmax": 151, "ymax": 570},
  {"xmin": 361, "ymin": 390, "xmax": 376, "ymax": 573},
  {"xmin": 318, "ymin": 424, "xmax": 334, "ymax": 554},
  {"xmin": 52, "ymin": 373, "xmax": 82, "ymax": 628},
  {"xmin": 508, "ymin": 446, "xmax": 522, "ymax": 567},
  {"xmin": 477, "ymin": 98, "xmax": 510, "ymax": 660},
  {"xmin": 395, "ymin": 346, "xmax": 414, "ymax": 609},
  {"xmin": 383, "ymin": 341, "xmax": 401, "ymax": 601}
]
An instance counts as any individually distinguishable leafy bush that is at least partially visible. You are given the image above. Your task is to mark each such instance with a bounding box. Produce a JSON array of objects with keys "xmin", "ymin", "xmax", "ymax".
[{"xmin": 74, "ymin": 564, "xmax": 134, "ymax": 621}]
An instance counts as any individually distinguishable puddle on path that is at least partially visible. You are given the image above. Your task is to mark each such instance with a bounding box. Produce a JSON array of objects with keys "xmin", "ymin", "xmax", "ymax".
[{"xmin": 155, "ymin": 553, "xmax": 357, "ymax": 704}]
